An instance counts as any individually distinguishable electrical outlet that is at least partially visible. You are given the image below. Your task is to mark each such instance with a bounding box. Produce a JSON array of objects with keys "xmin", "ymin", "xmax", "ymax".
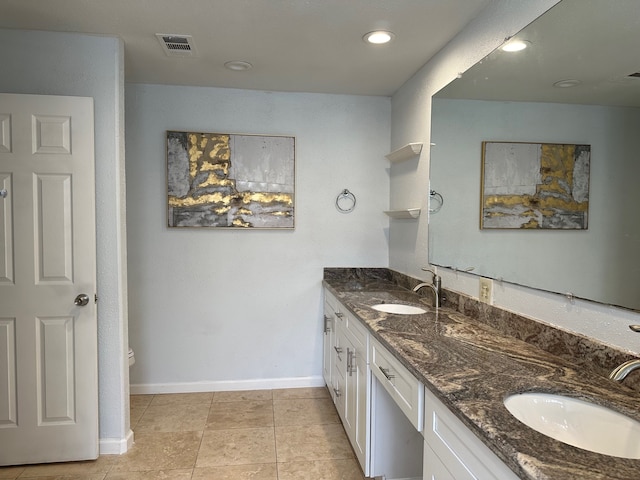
[{"xmin": 479, "ymin": 278, "xmax": 493, "ymax": 304}]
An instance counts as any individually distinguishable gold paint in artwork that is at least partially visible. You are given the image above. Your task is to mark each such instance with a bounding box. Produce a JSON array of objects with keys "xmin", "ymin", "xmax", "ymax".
[
  {"xmin": 200, "ymin": 161, "xmax": 229, "ymax": 176},
  {"xmin": 540, "ymin": 144, "xmax": 574, "ymax": 186},
  {"xmin": 238, "ymin": 208, "xmax": 252, "ymax": 215},
  {"xmin": 169, "ymin": 192, "xmax": 234, "ymax": 207},
  {"xmin": 538, "ymin": 180, "xmax": 567, "ymax": 196},
  {"xmin": 485, "ymin": 211, "xmax": 506, "ymax": 218},
  {"xmin": 208, "ymin": 140, "xmax": 230, "ymax": 162},
  {"xmin": 188, "ymin": 133, "xmax": 231, "ymax": 180},
  {"xmin": 197, "ymin": 173, "xmax": 235, "ymax": 189},
  {"xmin": 241, "ymin": 192, "xmax": 293, "ymax": 205},
  {"xmin": 484, "ymin": 194, "xmax": 587, "ymax": 213},
  {"xmin": 232, "ymin": 218, "xmax": 251, "ymax": 227},
  {"xmin": 188, "ymin": 147, "xmax": 203, "ymax": 178}
]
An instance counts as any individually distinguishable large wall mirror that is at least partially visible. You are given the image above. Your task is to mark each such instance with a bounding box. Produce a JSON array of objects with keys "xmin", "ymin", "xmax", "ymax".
[{"xmin": 429, "ymin": 0, "xmax": 640, "ymax": 311}]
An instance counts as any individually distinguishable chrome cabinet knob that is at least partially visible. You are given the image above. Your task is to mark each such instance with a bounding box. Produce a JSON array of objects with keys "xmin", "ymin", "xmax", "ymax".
[
  {"xmin": 0, "ymin": 189, "xmax": 7, "ymax": 198},
  {"xmin": 74, "ymin": 294, "xmax": 90, "ymax": 306}
]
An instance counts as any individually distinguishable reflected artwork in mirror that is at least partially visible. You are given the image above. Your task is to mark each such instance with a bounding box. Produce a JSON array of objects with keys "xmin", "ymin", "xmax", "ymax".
[
  {"xmin": 481, "ymin": 141, "xmax": 590, "ymax": 230},
  {"xmin": 429, "ymin": 0, "xmax": 640, "ymax": 311}
]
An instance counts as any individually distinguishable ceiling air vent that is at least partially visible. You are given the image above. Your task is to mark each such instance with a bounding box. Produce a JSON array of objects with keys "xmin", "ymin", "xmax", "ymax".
[{"xmin": 156, "ymin": 34, "xmax": 197, "ymax": 57}]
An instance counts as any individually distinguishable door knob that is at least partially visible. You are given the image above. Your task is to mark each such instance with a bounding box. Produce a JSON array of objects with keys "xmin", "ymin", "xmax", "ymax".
[
  {"xmin": 74, "ymin": 294, "xmax": 90, "ymax": 306},
  {"xmin": 0, "ymin": 189, "xmax": 7, "ymax": 198}
]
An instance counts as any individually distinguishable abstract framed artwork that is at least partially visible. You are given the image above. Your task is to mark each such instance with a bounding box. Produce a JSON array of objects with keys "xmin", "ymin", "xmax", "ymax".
[
  {"xmin": 481, "ymin": 141, "xmax": 590, "ymax": 229},
  {"xmin": 167, "ymin": 131, "xmax": 295, "ymax": 228}
]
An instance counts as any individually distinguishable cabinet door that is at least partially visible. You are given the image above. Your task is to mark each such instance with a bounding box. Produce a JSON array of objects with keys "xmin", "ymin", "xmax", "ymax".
[
  {"xmin": 423, "ymin": 442, "xmax": 456, "ymax": 480},
  {"xmin": 322, "ymin": 300, "xmax": 334, "ymax": 389},
  {"xmin": 342, "ymin": 336, "xmax": 357, "ymax": 444},
  {"xmin": 352, "ymin": 348, "xmax": 369, "ymax": 473},
  {"xmin": 339, "ymin": 326, "xmax": 371, "ymax": 476},
  {"xmin": 333, "ymin": 323, "xmax": 349, "ymax": 422},
  {"xmin": 423, "ymin": 386, "xmax": 520, "ymax": 480},
  {"xmin": 332, "ymin": 368, "xmax": 346, "ymax": 421}
]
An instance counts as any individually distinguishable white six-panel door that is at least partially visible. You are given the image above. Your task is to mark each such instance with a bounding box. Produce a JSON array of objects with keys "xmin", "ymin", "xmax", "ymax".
[{"xmin": 0, "ymin": 93, "xmax": 98, "ymax": 465}]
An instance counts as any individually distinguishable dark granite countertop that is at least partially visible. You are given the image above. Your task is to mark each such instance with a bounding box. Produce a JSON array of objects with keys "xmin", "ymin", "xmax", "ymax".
[{"xmin": 323, "ymin": 269, "xmax": 640, "ymax": 480}]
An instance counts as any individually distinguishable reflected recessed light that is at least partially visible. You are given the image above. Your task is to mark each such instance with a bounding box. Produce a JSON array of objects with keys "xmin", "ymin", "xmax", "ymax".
[
  {"xmin": 553, "ymin": 79, "xmax": 581, "ymax": 88},
  {"xmin": 363, "ymin": 30, "xmax": 395, "ymax": 45},
  {"xmin": 501, "ymin": 40, "xmax": 530, "ymax": 52},
  {"xmin": 224, "ymin": 61, "xmax": 252, "ymax": 71}
]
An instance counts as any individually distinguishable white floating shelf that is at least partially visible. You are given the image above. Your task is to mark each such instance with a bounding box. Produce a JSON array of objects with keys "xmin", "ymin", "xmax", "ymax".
[
  {"xmin": 385, "ymin": 143, "xmax": 423, "ymax": 163},
  {"xmin": 384, "ymin": 208, "xmax": 421, "ymax": 219}
]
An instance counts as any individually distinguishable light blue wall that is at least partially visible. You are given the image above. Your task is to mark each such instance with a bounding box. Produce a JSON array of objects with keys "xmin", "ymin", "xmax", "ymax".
[
  {"xmin": 125, "ymin": 84, "xmax": 390, "ymax": 390},
  {"xmin": 0, "ymin": 28, "xmax": 129, "ymax": 446}
]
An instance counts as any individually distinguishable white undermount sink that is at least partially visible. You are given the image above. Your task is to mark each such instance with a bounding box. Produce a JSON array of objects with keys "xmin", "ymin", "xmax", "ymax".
[
  {"xmin": 371, "ymin": 303, "xmax": 426, "ymax": 315},
  {"xmin": 504, "ymin": 392, "xmax": 640, "ymax": 459}
]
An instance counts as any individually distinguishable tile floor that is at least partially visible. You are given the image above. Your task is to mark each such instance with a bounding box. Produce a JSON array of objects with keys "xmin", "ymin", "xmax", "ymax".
[{"xmin": 0, "ymin": 387, "xmax": 367, "ymax": 480}]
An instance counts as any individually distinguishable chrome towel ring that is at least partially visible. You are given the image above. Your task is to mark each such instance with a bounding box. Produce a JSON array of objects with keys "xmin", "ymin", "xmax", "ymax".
[
  {"xmin": 429, "ymin": 189, "xmax": 443, "ymax": 213},
  {"xmin": 336, "ymin": 189, "xmax": 356, "ymax": 213}
]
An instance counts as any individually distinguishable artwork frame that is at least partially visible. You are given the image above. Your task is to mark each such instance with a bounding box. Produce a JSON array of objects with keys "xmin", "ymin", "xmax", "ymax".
[
  {"xmin": 167, "ymin": 131, "xmax": 295, "ymax": 229},
  {"xmin": 480, "ymin": 141, "xmax": 590, "ymax": 230}
]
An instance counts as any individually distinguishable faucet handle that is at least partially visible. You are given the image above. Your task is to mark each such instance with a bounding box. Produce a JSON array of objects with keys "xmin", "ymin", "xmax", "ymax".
[{"xmin": 421, "ymin": 266, "xmax": 437, "ymax": 279}]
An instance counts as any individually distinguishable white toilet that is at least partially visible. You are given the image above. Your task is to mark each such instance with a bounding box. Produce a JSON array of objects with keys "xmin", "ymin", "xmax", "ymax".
[{"xmin": 128, "ymin": 347, "xmax": 135, "ymax": 367}]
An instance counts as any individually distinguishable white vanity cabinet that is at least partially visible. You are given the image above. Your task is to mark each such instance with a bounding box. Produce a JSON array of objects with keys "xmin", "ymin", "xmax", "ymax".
[
  {"xmin": 422, "ymin": 385, "xmax": 519, "ymax": 480},
  {"xmin": 323, "ymin": 288, "xmax": 424, "ymax": 479},
  {"xmin": 323, "ymin": 289, "xmax": 371, "ymax": 473}
]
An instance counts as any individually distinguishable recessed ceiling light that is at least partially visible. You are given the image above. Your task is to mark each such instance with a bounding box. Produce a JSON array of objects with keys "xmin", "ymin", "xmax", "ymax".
[
  {"xmin": 363, "ymin": 30, "xmax": 395, "ymax": 45},
  {"xmin": 501, "ymin": 40, "xmax": 530, "ymax": 52},
  {"xmin": 553, "ymin": 79, "xmax": 581, "ymax": 88},
  {"xmin": 224, "ymin": 61, "xmax": 252, "ymax": 71}
]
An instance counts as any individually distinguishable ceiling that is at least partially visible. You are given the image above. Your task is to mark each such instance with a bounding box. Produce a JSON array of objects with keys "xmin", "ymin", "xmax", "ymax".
[
  {"xmin": 0, "ymin": 0, "xmax": 491, "ymax": 96},
  {"xmin": 438, "ymin": 0, "xmax": 640, "ymax": 107}
]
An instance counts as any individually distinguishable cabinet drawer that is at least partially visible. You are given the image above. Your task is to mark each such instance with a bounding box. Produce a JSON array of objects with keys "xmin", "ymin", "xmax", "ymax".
[
  {"xmin": 423, "ymin": 386, "xmax": 519, "ymax": 480},
  {"xmin": 324, "ymin": 289, "xmax": 339, "ymax": 311},
  {"xmin": 325, "ymin": 290, "xmax": 345, "ymax": 320},
  {"xmin": 370, "ymin": 336, "xmax": 423, "ymax": 431}
]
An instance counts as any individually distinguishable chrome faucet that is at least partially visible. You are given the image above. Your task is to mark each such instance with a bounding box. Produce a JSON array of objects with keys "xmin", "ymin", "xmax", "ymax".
[
  {"xmin": 413, "ymin": 282, "xmax": 439, "ymax": 309},
  {"xmin": 609, "ymin": 359, "xmax": 640, "ymax": 382},
  {"xmin": 610, "ymin": 325, "xmax": 640, "ymax": 382},
  {"xmin": 413, "ymin": 268, "xmax": 442, "ymax": 308}
]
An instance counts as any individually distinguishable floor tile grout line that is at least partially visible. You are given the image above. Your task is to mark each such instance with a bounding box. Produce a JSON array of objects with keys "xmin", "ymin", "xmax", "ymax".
[
  {"xmin": 271, "ymin": 390, "xmax": 281, "ymax": 479},
  {"xmin": 271, "ymin": 390, "xmax": 278, "ymax": 470}
]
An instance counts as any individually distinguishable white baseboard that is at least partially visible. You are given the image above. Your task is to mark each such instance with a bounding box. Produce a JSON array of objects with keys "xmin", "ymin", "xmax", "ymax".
[
  {"xmin": 99, "ymin": 429, "xmax": 134, "ymax": 455},
  {"xmin": 130, "ymin": 375, "xmax": 325, "ymax": 395}
]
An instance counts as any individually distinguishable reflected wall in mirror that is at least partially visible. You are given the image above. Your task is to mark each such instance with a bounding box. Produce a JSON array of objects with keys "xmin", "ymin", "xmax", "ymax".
[{"xmin": 429, "ymin": 0, "xmax": 640, "ymax": 311}]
